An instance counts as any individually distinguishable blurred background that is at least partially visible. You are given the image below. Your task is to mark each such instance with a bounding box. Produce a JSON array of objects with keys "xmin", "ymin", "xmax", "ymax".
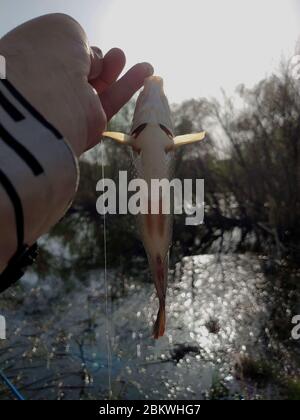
[{"xmin": 0, "ymin": 0, "xmax": 299, "ymax": 400}]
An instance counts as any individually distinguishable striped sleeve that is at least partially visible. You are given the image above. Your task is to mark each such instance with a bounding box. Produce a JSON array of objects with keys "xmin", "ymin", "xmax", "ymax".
[{"xmin": 0, "ymin": 79, "xmax": 79, "ymax": 275}]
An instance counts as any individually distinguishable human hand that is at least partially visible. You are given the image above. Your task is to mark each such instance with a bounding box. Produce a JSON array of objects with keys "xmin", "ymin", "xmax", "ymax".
[{"xmin": 0, "ymin": 13, "xmax": 154, "ymax": 156}]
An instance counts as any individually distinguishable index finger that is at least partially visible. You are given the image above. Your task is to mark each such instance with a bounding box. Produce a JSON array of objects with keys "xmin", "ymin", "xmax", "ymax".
[{"xmin": 100, "ymin": 62, "xmax": 154, "ymax": 121}]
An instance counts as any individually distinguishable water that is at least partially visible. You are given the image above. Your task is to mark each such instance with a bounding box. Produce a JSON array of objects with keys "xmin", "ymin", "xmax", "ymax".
[{"xmin": 0, "ymin": 252, "xmax": 298, "ymax": 400}]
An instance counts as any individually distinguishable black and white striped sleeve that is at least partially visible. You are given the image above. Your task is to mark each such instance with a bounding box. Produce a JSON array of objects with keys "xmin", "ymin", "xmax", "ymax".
[{"xmin": 0, "ymin": 79, "xmax": 79, "ymax": 277}]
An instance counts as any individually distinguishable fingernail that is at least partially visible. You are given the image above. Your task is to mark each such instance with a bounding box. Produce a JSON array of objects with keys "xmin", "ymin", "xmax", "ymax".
[{"xmin": 92, "ymin": 46, "xmax": 103, "ymax": 59}]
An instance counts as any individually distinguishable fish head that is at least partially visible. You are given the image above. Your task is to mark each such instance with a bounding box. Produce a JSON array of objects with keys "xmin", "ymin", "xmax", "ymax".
[
  {"xmin": 131, "ymin": 76, "xmax": 174, "ymax": 137},
  {"xmin": 102, "ymin": 76, "xmax": 206, "ymax": 152}
]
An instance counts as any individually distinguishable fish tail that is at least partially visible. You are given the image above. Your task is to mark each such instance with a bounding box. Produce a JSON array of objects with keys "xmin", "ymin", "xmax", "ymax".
[{"xmin": 153, "ymin": 303, "xmax": 166, "ymax": 339}]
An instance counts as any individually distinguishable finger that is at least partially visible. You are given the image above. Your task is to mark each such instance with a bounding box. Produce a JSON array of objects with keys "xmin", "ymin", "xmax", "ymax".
[
  {"xmin": 89, "ymin": 46, "xmax": 104, "ymax": 80},
  {"xmin": 90, "ymin": 48, "xmax": 126, "ymax": 92},
  {"xmin": 100, "ymin": 62, "xmax": 154, "ymax": 121}
]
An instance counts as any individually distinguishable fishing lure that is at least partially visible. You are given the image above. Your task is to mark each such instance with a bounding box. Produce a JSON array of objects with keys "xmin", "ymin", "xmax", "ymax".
[{"xmin": 103, "ymin": 76, "xmax": 205, "ymax": 338}]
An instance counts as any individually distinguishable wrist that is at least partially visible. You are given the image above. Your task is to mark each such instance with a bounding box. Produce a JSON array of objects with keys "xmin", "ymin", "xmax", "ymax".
[{"xmin": 0, "ymin": 42, "xmax": 91, "ymax": 157}]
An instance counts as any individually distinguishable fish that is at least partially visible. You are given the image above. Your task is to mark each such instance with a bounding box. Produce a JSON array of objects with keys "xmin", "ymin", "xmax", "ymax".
[{"xmin": 103, "ymin": 76, "xmax": 205, "ymax": 338}]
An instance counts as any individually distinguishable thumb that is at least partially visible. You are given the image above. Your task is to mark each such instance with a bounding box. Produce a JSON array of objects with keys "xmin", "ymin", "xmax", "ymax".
[{"xmin": 89, "ymin": 46, "xmax": 104, "ymax": 81}]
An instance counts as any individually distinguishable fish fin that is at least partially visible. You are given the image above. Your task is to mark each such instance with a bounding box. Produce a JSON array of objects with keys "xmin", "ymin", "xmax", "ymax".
[
  {"xmin": 153, "ymin": 305, "xmax": 166, "ymax": 339},
  {"xmin": 102, "ymin": 131, "xmax": 133, "ymax": 146},
  {"xmin": 173, "ymin": 132, "xmax": 206, "ymax": 148}
]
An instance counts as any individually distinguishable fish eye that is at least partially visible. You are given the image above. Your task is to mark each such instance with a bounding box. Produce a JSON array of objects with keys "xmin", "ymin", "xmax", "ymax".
[
  {"xmin": 131, "ymin": 123, "xmax": 147, "ymax": 138},
  {"xmin": 132, "ymin": 145, "xmax": 141, "ymax": 155},
  {"xmin": 159, "ymin": 124, "xmax": 173, "ymax": 139}
]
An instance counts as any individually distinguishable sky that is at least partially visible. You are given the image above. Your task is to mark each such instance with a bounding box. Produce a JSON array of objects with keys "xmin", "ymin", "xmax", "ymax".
[{"xmin": 0, "ymin": 0, "xmax": 300, "ymax": 103}]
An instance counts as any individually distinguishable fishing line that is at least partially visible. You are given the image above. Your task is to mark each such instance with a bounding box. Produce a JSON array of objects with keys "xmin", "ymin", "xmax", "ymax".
[
  {"xmin": 0, "ymin": 369, "xmax": 25, "ymax": 400},
  {"xmin": 100, "ymin": 142, "xmax": 112, "ymax": 399}
]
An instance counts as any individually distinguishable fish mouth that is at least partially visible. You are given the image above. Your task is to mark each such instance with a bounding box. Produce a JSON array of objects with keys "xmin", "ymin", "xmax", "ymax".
[{"xmin": 143, "ymin": 75, "xmax": 164, "ymax": 93}]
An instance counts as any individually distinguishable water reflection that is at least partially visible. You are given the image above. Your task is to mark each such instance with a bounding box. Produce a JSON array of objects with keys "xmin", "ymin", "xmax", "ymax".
[{"xmin": 0, "ymin": 253, "xmax": 298, "ymax": 400}]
